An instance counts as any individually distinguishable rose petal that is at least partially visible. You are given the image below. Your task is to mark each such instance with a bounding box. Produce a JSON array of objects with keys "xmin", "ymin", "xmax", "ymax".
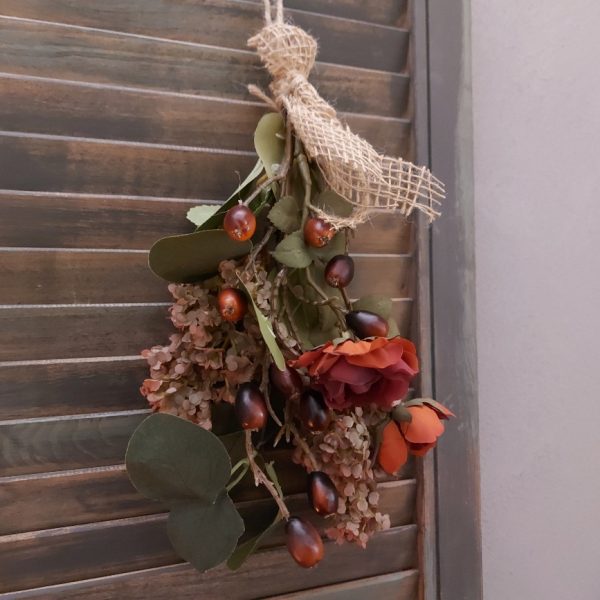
[
  {"xmin": 409, "ymin": 441, "xmax": 437, "ymax": 456},
  {"xmin": 327, "ymin": 359, "xmax": 379, "ymax": 386},
  {"xmin": 401, "ymin": 406, "xmax": 444, "ymax": 443},
  {"xmin": 378, "ymin": 422, "xmax": 409, "ymax": 474}
]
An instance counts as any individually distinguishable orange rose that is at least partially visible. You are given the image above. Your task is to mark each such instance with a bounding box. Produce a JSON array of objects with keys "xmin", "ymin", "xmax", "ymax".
[
  {"xmin": 377, "ymin": 401, "xmax": 454, "ymax": 474},
  {"xmin": 291, "ymin": 337, "xmax": 419, "ymax": 410}
]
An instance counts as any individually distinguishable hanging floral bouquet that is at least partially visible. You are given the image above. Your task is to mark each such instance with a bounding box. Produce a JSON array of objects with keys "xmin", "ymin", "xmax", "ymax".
[{"xmin": 125, "ymin": 1, "xmax": 453, "ymax": 573}]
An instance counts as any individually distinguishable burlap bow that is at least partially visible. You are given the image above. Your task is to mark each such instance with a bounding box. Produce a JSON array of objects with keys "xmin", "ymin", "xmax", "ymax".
[{"xmin": 249, "ymin": 0, "xmax": 444, "ymax": 228}]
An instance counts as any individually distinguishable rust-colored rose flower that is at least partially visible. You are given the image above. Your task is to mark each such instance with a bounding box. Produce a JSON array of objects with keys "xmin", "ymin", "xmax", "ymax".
[
  {"xmin": 291, "ymin": 337, "xmax": 419, "ymax": 410},
  {"xmin": 378, "ymin": 401, "xmax": 454, "ymax": 474}
]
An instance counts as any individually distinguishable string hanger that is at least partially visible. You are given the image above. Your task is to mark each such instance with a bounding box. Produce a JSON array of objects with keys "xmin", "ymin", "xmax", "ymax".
[{"xmin": 263, "ymin": 0, "xmax": 284, "ymax": 25}]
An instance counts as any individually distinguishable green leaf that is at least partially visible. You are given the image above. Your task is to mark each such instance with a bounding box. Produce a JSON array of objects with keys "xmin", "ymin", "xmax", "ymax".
[
  {"xmin": 254, "ymin": 113, "xmax": 285, "ymax": 178},
  {"xmin": 272, "ymin": 231, "xmax": 312, "ymax": 268},
  {"xmin": 387, "ymin": 317, "xmax": 400, "ymax": 338},
  {"xmin": 125, "ymin": 414, "xmax": 232, "ymax": 505},
  {"xmin": 353, "ymin": 295, "xmax": 393, "ymax": 319},
  {"xmin": 227, "ymin": 510, "xmax": 282, "ymax": 571},
  {"xmin": 168, "ymin": 492, "xmax": 244, "ymax": 573},
  {"xmin": 196, "ymin": 159, "xmax": 264, "ymax": 231},
  {"xmin": 186, "ymin": 204, "xmax": 219, "ymax": 227},
  {"xmin": 314, "ymin": 189, "xmax": 353, "ymax": 217},
  {"xmin": 268, "ymin": 195, "xmax": 302, "ymax": 233},
  {"xmin": 238, "ymin": 280, "xmax": 286, "ymax": 370},
  {"xmin": 149, "ymin": 229, "xmax": 251, "ymax": 283}
]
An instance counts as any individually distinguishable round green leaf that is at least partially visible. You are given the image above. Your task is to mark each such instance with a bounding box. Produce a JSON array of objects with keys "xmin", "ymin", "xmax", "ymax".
[
  {"xmin": 126, "ymin": 414, "xmax": 232, "ymax": 505},
  {"xmin": 254, "ymin": 113, "xmax": 285, "ymax": 177},
  {"xmin": 268, "ymin": 195, "xmax": 302, "ymax": 233},
  {"xmin": 353, "ymin": 294, "xmax": 394, "ymax": 319},
  {"xmin": 272, "ymin": 231, "xmax": 312, "ymax": 268},
  {"xmin": 149, "ymin": 229, "xmax": 251, "ymax": 283},
  {"xmin": 168, "ymin": 492, "xmax": 244, "ymax": 572}
]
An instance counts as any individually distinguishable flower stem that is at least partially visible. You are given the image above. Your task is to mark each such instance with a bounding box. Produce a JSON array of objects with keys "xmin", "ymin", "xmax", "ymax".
[{"xmin": 245, "ymin": 430, "xmax": 290, "ymax": 519}]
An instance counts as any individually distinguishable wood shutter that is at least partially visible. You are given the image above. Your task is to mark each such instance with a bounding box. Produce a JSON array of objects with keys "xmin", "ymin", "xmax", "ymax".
[{"xmin": 0, "ymin": 1, "xmax": 429, "ymax": 597}]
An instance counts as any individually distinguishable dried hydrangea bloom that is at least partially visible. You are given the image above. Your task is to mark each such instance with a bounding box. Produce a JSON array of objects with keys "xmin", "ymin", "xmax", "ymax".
[
  {"xmin": 140, "ymin": 272, "xmax": 267, "ymax": 427},
  {"xmin": 293, "ymin": 407, "xmax": 391, "ymax": 547}
]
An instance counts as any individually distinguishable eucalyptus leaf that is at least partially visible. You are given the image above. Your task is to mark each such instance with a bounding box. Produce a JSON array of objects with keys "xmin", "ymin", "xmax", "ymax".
[
  {"xmin": 314, "ymin": 189, "xmax": 353, "ymax": 217},
  {"xmin": 272, "ymin": 231, "xmax": 312, "ymax": 268},
  {"xmin": 353, "ymin": 294, "xmax": 393, "ymax": 319},
  {"xmin": 227, "ymin": 510, "xmax": 282, "ymax": 571},
  {"xmin": 196, "ymin": 159, "xmax": 264, "ymax": 231},
  {"xmin": 125, "ymin": 413, "xmax": 232, "ymax": 505},
  {"xmin": 149, "ymin": 229, "xmax": 251, "ymax": 283},
  {"xmin": 186, "ymin": 204, "xmax": 219, "ymax": 227},
  {"xmin": 254, "ymin": 113, "xmax": 285, "ymax": 178},
  {"xmin": 387, "ymin": 317, "xmax": 400, "ymax": 338},
  {"xmin": 168, "ymin": 492, "xmax": 244, "ymax": 573},
  {"xmin": 268, "ymin": 195, "xmax": 302, "ymax": 233},
  {"xmin": 238, "ymin": 280, "xmax": 286, "ymax": 370}
]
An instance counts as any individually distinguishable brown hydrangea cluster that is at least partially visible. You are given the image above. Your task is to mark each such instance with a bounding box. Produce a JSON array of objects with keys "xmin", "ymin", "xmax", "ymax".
[
  {"xmin": 140, "ymin": 261, "xmax": 268, "ymax": 428},
  {"xmin": 293, "ymin": 407, "xmax": 391, "ymax": 548}
]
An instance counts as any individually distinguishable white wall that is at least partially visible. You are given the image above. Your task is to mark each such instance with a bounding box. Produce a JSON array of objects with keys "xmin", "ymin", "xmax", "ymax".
[{"xmin": 471, "ymin": 2, "xmax": 600, "ymax": 598}]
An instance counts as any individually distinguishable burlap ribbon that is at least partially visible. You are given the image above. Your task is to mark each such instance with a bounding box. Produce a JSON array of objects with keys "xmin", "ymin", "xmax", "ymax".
[{"xmin": 249, "ymin": 0, "xmax": 444, "ymax": 228}]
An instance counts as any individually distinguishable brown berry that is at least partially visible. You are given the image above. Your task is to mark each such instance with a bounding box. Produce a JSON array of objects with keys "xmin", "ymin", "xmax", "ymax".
[
  {"xmin": 324, "ymin": 255, "xmax": 354, "ymax": 288},
  {"xmin": 224, "ymin": 204, "xmax": 256, "ymax": 242},
  {"xmin": 218, "ymin": 288, "xmax": 247, "ymax": 323},
  {"xmin": 269, "ymin": 364, "xmax": 303, "ymax": 397},
  {"xmin": 285, "ymin": 517, "xmax": 324, "ymax": 568},
  {"xmin": 304, "ymin": 217, "xmax": 334, "ymax": 248},
  {"xmin": 299, "ymin": 389, "xmax": 329, "ymax": 432},
  {"xmin": 307, "ymin": 472, "xmax": 339, "ymax": 516},
  {"xmin": 345, "ymin": 310, "xmax": 389, "ymax": 339},
  {"xmin": 235, "ymin": 382, "xmax": 268, "ymax": 430}
]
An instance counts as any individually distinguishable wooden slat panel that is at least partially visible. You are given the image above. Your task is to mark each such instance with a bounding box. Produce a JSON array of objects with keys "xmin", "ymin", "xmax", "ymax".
[
  {"xmin": 0, "ymin": 461, "xmax": 416, "ymax": 536},
  {"xmin": 0, "ymin": 360, "xmax": 148, "ymax": 420},
  {"xmin": 0, "ymin": 19, "xmax": 408, "ymax": 118},
  {"xmin": 0, "ymin": 2, "xmax": 409, "ymax": 73},
  {"xmin": 0, "ymin": 252, "xmax": 411, "ymax": 305},
  {"xmin": 0, "ymin": 501, "xmax": 416, "ymax": 593},
  {"xmin": 0, "ymin": 412, "xmax": 148, "ymax": 477},
  {"xmin": 0, "ymin": 193, "xmax": 413, "ymax": 252},
  {"xmin": 0, "ymin": 133, "xmax": 255, "ymax": 199},
  {"xmin": 0, "ymin": 305, "xmax": 172, "ymax": 361},
  {"xmin": 0, "ymin": 75, "xmax": 412, "ymax": 156},
  {"xmin": 0, "ymin": 526, "xmax": 416, "ymax": 599},
  {"xmin": 271, "ymin": 569, "xmax": 418, "ymax": 599}
]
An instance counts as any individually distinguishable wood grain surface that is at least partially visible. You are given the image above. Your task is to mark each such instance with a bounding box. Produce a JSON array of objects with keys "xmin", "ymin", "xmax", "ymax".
[{"xmin": 0, "ymin": 0, "xmax": 426, "ymax": 596}]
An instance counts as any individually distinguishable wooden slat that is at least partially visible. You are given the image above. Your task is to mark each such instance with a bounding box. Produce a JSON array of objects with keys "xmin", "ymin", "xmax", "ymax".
[
  {"xmin": 271, "ymin": 569, "xmax": 418, "ymax": 599},
  {"xmin": 0, "ymin": 19, "xmax": 409, "ymax": 118},
  {"xmin": 0, "ymin": 449, "xmax": 312, "ymax": 535},
  {"xmin": 0, "ymin": 133, "xmax": 256, "ymax": 199},
  {"xmin": 0, "ymin": 459, "xmax": 416, "ymax": 536},
  {"xmin": 0, "ymin": 510, "xmax": 416, "ymax": 594},
  {"xmin": 253, "ymin": 0, "xmax": 409, "ymax": 28},
  {"xmin": 0, "ymin": 2, "xmax": 409, "ymax": 73},
  {"xmin": 0, "ymin": 75, "xmax": 412, "ymax": 156},
  {"xmin": 0, "ymin": 359, "xmax": 148, "ymax": 420},
  {"xmin": 0, "ymin": 412, "xmax": 148, "ymax": 477},
  {"xmin": 0, "ymin": 193, "xmax": 413, "ymax": 252},
  {"xmin": 0, "ymin": 251, "xmax": 411, "ymax": 305},
  {"xmin": 0, "ymin": 305, "xmax": 172, "ymax": 361},
  {"xmin": 0, "ymin": 394, "xmax": 418, "ymax": 478},
  {"xmin": 0, "ymin": 303, "xmax": 411, "ymax": 365},
  {"xmin": 0, "ymin": 526, "xmax": 416, "ymax": 598},
  {"xmin": 0, "ymin": 302, "xmax": 412, "ymax": 362}
]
